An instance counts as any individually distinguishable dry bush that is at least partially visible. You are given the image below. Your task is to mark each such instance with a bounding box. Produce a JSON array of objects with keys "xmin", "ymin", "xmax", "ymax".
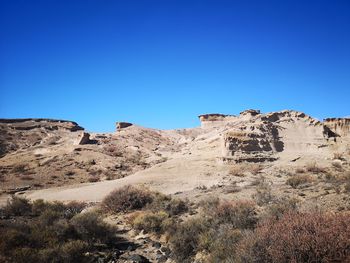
[
  {"xmin": 264, "ymin": 197, "xmax": 299, "ymax": 220},
  {"xmin": 206, "ymin": 226, "xmax": 243, "ymax": 263},
  {"xmin": 0, "ymin": 174, "xmax": 5, "ymax": 182},
  {"xmin": 210, "ymin": 200, "xmax": 258, "ymax": 229},
  {"xmin": 344, "ymin": 171, "xmax": 350, "ymax": 193},
  {"xmin": 286, "ymin": 174, "xmax": 314, "ymax": 188},
  {"xmin": 331, "ymin": 160, "xmax": 342, "ymax": 170},
  {"xmin": 235, "ymin": 211, "xmax": 350, "ymax": 263},
  {"xmin": 3, "ymin": 196, "xmax": 32, "ymax": 216},
  {"xmin": 229, "ymin": 164, "xmax": 246, "ymax": 177},
  {"xmin": 295, "ymin": 167, "xmax": 305, "ymax": 173},
  {"xmin": 71, "ymin": 211, "xmax": 116, "ymax": 244},
  {"xmin": 12, "ymin": 164, "xmax": 27, "ymax": 173},
  {"xmin": 169, "ymin": 217, "xmax": 211, "ymax": 263},
  {"xmin": 250, "ymin": 164, "xmax": 263, "ymax": 175},
  {"xmin": 101, "ymin": 185, "xmax": 153, "ymax": 213},
  {"xmin": 333, "ymin": 152, "xmax": 344, "ymax": 160},
  {"xmin": 131, "ymin": 211, "xmax": 169, "ymax": 234},
  {"xmin": 20, "ymin": 175, "xmax": 34, "ymax": 180},
  {"xmin": 147, "ymin": 192, "xmax": 189, "ymax": 216},
  {"xmin": 252, "ymin": 177, "xmax": 275, "ymax": 206},
  {"xmin": 0, "ymin": 197, "xmax": 116, "ymax": 263},
  {"xmin": 306, "ymin": 162, "xmax": 326, "ymax": 173},
  {"xmin": 223, "ymin": 182, "xmax": 241, "ymax": 193},
  {"xmin": 88, "ymin": 176, "xmax": 100, "ymax": 182}
]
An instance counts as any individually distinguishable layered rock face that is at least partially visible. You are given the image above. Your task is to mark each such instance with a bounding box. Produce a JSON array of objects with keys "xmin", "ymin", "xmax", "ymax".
[
  {"xmin": 0, "ymin": 119, "xmax": 84, "ymax": 156},
  {"xmin": 324, "ymin": 118, "xmax": 350, "ymax": 137},
  {"xmin": 197, "ymin": 110, "xmax": 350, "ymax": 163}
]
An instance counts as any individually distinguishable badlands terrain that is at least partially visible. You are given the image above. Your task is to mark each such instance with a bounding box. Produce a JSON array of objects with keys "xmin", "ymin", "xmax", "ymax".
[
  {"xmin": 1, "ymin": 109, "xmax": 349, "ymax": 209},
  {"xmin": 1, "ymin": 109, "xmax": 350, "ymax": 262}
]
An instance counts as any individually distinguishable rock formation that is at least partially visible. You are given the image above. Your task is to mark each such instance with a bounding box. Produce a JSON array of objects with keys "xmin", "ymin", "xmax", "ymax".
[{"xmin": 116, "ymin": 122, "xmax": 133, "ymax": 131}]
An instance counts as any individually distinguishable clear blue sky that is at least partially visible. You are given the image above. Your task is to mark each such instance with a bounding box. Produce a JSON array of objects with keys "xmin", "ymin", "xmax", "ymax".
[{"xmin": 1, "ymin": 0, "xmax": 349, "ymax": 132}]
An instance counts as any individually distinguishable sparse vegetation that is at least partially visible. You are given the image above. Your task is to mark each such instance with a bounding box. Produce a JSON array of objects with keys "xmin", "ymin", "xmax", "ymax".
[
  {"xmin": 101, "ymin": 185, "xmax": 154, "ymax": 213},
  {"xmin": 131, "ymin": 211, "xmax": 169, "ymax": 234},
  {"xmin": 306, "ymin": 161, "xmax": 326, "ymax": 173},
  {"xmin": 12, "ymin": 164, "xmax": 27, "ymax": 173},
  {"xmin": 235, "ymin": 211, "xmax": 350, "ymax": 263},
  {"xmin": 286, "ymin": 174, "xmax": 314, "ymax": 188},
  {"xmin": 0, "ymin": 197, "xmax": 118, "ymax": 263},
  {"xmin": 252, "ymin": 177, "xmax": 275, "ymax": 205}
]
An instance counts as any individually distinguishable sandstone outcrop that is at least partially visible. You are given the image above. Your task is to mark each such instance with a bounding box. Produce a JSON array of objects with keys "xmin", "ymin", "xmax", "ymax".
[
  {"xmin": 116, "ymin": 122, "xmax": 133, "ymax": 131},
  {"xmin": 324, "ymin": 118, "xmax": 350, "ymax": 137}
]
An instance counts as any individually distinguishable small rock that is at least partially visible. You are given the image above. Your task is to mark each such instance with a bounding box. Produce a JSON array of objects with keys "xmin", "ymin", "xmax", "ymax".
[
  {"xmin": 152, "ymin": 242, "xmax": 161, "ymax": 249},
  {"xmin": 128, "ymin": 254, "xmax": 150, "ymax": 263}
]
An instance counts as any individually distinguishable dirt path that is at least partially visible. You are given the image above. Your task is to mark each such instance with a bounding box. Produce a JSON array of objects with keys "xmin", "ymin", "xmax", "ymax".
[{"xmin": 25, "ymin": 155, "xmax": 226, "ymax": 202}]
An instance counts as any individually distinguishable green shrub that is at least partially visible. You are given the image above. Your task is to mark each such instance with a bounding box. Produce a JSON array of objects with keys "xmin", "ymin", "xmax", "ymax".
[{"xmin": 101, "ymin": 185, "xmax": 153, "ymax": 213}]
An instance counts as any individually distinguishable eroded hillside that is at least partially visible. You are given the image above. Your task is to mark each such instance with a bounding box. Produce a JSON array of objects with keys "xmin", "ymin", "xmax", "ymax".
[{"xmin": 0, "ymin": 111, "xmax": 349, "ymax": 212}]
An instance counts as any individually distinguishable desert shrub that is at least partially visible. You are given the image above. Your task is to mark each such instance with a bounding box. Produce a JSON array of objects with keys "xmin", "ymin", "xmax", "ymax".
[
  {"xmin": 0, "ymin": 198, "xmax": 117, "ymax": 263},
  {"xmin": 252, "ymin": 177, "xmax": 275, "ymax": 206},
  {"xmin": 169, "ymin": 217, "xmax": 211, "ymax": 263},
  {"xmin": 32, "ymin": 199, "xmax": 86, "ymax": 219},
  {"xmin": 344, "ymin": 171, "xmax": 350, "ymax": 193},
  {"xmin": 63, "ymin": 201, "xmax": 87, "ymax": 219},
  {"xmin": 0, "ymin": 228, "xmax": 31, "ymax": 256},
  {"xmin": 250, "ymin": 164, "xmax": 263, "ymax": 175},
  {"xmin": 229, "ymin": 165, "xmax": 246, "ymax": 177},
  {"xmin": 199, "ymin": 196, "xmax": 220, "ymax": 212},
  {"xmin": 3, "ymin": 196, "xmax": 32, "ymax": 216},
  {"xmin": 12, "ymin": 164, "xmax": 27, "ymax": 173},
  {"xmin": 295, "ymin": 167, "xmax": 305, "ymax": 173},
  {"xmin": 206, "ymin": 226, "xmax": 243, "ymax": 263},
  {"xmin": 264, "ymin": 197, "xmax": 299, "ymax": 220},
  {"xmin": 286, "ymin": 174, "xmax": 313, "ymax": 188},
  {"xmin": 101, "ymin": 185, "xmax": 153, "ymax": 213},
  {"xmin": 333, "ymin": 152, "xmax": 344, "ymax": 160},
  {"xmin": 235, "ymin": 211, "xmax": 350, "ymax": 263},
  {"xmin": 88, "ymin": 176, "xmax": 100, "ymax": 182},
  {"xmin": 132, "ymin": 211, "xmax": 169, "ymax": 234},
  {"xmin": 60, "ymin": 240, "xmax": 89, "ymax": 263},
  {"xmin": 10, "ymin": 247, "xmax": 39, "ymax": 263},
  {"xmin": 20, "ymin": 175, "xmax": 34, "ymax": 180},
  {"xmin": 71, "ymin": 211, "xmax": 116, "ymax": 244},
  {"xmin": 209, "ymin": 200, "xmax": 258, "ymax": 229},
  {"xmin": 147, "ymin": 192, "xmax": 189, "ymax": 216},
  {"xmin": 305, "ymin": 162, "xmax": 326, "ymax": 173}
]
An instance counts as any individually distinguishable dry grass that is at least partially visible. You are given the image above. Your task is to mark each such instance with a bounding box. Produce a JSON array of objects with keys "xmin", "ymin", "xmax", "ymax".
[
  {"xmin": 229, "ymin": 163, "xmax": 263, "ymax": 177},
  {"xmin": 229, "ymin": 165, "xmax": 246, "ymax": 177},
  {"xmin": 295, "ymin": 167, "xmax": 305, "ymax": 173},
  {"xmin": 305, "ymin": 162, "xmax": 326, "ymax": 173},
  {"xmin": 331, "ymin": 160, "xmax": 342, "ymax": 170},
  {"xmin": 333, "ymin": 152, "xmax": 344, "ymax": 160},
  {"xmin": 286, "ymin": 174, "xmax": 314, "ymax": 188}
]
